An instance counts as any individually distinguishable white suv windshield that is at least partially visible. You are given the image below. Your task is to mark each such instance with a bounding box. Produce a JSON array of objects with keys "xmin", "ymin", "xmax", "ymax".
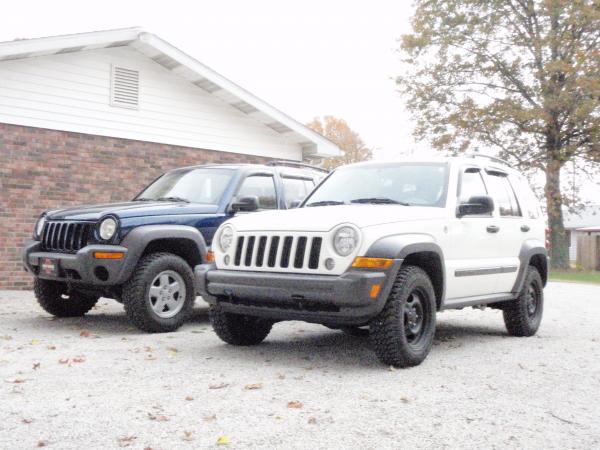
[
  {"xmin": 136, "ymin": 168, "xmax": 234, "ymax": 204},
  {"xmin": 304, "ymin": 163, "xmax": 449, "ymax": 207}
]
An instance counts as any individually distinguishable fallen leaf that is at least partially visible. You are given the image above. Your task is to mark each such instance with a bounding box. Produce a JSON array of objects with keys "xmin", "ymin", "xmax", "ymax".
[
  {"xmin": 277, "ymin": 373, "xmax": 286, "ymax": 380},
  {"xmin": 37, "ymin": 441, "xmax": 47, "ymax": 447},
  {"xmin": 216, "ymin": 435, "xmax": 230, "ymax": 445},
  {"xmin": 287, "ymin": 401, "xmax": 303, "ymax": 409},
  {"xmin": 308, "ymin": 417, "xmax": 317, "ymax": 424},
  {"xmin": 30, "ymin": 339, "xmax": 41, "ymax": 346},
  {"xmin": 80, "ymin": 330, "xmax": 91, "ymax": 337},
  {"xmin": 244, "ymin": 383, "xmax": 263, "ymax": 390},
  {"xmin": 209, "ymin": 383, "xmax": 229, "ymax": 390},
  {"xmin": 167, "ymin": 347, "xmax": 178, "ymax": 353},
  {"xmin": 182, "ymin": 431, "xmax": 194, "ymax": 441},
  {"xmin": 1, "ymin": 335, "xmax": 12, "ymax": 340},
  {"xmin": 185, "ymin": 396, "xmax": 194, "ymax": 401},
  {"xmin": 203, "ymin": 414, "xmax": 217, "ymax": 422},
  {"xmin": 400, "ymin": 396, "xmax": 410, "ymax": 403},
  {"xmin": 46, "ymin": 345, "xmax": 56, "ymax": 350},
  {"xmin": 22, "ymin": 418, "xmax": 33, "ymax": 424},
  {"xmin": 59, "ymin": 358, "xmax": 69, "ymax": 364},
  {"xmin": 33, "ymin": 363, "xmax": 41, "ymax": 370},
  {"xmin": 72, "ymin": 357, "xmax": 86, "ymax": 364},
  {"xmin": 148, "ymin": 413, "xmax": 169, "ymax": 422},
  {"xmin": 117, "ymin": 436, "xmax": 137, "ymax": 447},
  {"xmin": 6, "ymin": 379, "xmax": 26, "ymax": 384}
]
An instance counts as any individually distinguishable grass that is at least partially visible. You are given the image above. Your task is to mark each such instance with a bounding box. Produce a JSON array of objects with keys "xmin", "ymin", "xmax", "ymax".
[{"xmin": 549, "ymin": 270, "xmax": 600, "ymax": 285}]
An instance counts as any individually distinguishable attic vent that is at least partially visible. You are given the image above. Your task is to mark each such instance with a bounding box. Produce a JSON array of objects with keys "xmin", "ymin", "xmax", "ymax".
[{"xmin": 110, "ymin": 65, "xmax": 139, "ymax": 109}]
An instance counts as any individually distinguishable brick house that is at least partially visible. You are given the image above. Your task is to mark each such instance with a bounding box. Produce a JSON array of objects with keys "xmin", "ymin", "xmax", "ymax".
[{"xmin": 0, "ymin": 28, "xmax": 339, "ymax": 289}]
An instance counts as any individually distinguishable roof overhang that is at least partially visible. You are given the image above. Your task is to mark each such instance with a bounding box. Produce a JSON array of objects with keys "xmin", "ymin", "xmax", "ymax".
[{"xmin": 0, "ymin": 27, "xmax": 340, "ymax": 159}]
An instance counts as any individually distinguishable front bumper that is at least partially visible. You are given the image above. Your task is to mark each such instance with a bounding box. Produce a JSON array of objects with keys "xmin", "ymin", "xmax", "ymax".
[
  {"xmin": 23, "ymin": 240, "xmax": 133, "ymax": 286},
  {"xmin": 195, "ymin": 261, "xmax": 401, "ymax": 325}
]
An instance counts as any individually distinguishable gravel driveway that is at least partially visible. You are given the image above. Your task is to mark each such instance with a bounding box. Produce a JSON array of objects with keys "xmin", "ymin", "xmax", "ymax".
[{"xmin": 1, "ymin": 282, "xmax": 599, "ymax": 449}]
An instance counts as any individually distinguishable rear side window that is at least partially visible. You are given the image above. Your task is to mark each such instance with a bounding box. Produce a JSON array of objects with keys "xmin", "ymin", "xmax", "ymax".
[
  {"xmin": 511, "ymin": 176, "xmax": 541, "ymax": 219},
  {"xmin": 236, "ymin": 175, "xmax": 277, "ymax": 209},
  {"xmin": 486, "ymin": 173, "xmax": 522, "ymax": 217},
  {"xmin": 282, "ymin": 177, "xmax": 312, "ymax": 208},
  {"xmin": 458, "ymin": 168, "xmax": 488, "ymax": 203}
]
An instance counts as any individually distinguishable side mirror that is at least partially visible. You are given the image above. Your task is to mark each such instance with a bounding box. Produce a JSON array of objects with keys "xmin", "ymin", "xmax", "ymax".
[
  {"xmin": 457, "ymin": 195, "xmax": 494, "ymax": 217},
  {"xmin": 289, "ymin": 199, "xmax": 302, "ymax": 209},
  {"xmin": 229, "ymin": 195, "xmax": 259, "ymax": 213}
]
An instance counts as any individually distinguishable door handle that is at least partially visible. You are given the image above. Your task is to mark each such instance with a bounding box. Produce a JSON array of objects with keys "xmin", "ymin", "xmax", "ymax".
[
  {"xmin": 521, "ymin": 225, "xmax": 531, "ymax": 232},
  {"xmin": 487, "ymin": 225, "xmax": 500, "ymax": 233}
]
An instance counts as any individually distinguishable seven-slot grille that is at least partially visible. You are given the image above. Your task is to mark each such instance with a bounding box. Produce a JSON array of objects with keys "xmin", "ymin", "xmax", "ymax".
[
  {"xmin": 41, "ymin": 221, "xmax": 94, "ymax": 253},
  {"xmin": 234, "ymin": 235, "xmax": 323, "ymax": 271}
]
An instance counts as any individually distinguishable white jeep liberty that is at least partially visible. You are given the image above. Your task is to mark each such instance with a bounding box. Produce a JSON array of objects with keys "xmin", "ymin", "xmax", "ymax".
[{"xmin": 196, "ymin": 156, "xmax": 547, "ymax": 367}]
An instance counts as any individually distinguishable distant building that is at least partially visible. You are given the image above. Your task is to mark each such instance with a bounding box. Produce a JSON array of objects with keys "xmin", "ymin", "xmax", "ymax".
[{"xmin": 564, "ymin": 205, "xmax": 600, "ymax": 264}]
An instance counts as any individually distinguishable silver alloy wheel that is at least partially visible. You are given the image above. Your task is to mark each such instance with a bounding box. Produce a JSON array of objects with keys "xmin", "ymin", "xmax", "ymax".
[{"xmin": 148, "ymin": 270, "xmax": 186, "ymax": 319}]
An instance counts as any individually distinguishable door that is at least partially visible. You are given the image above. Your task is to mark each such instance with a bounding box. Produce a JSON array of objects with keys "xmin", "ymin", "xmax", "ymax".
[
  {"xmin": 482, "ymin": 170, "xmax": 524, "ymax": 293},
  {"xmin": 445, "ymin": 166, "xmax": 503, "ymax": 301}
]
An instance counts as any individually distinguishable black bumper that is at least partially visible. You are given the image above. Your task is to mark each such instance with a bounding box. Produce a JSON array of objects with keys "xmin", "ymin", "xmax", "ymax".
[
  {"xmin": 195, "ymin": 261, "xmax": 401, "ymax": 326},
  {"xmin": 23, "ymin": 240, "xmax": 134, "ymax": 286}
]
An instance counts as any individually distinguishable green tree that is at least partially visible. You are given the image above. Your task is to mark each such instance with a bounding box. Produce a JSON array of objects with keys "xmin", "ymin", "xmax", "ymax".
[
  {"xmin": 307, "ymin": 116, "xmax": 373, "ymax": 169},
  {"xmin": 398, "ymin": 0, "xmax": 600, "ymax": 269}
]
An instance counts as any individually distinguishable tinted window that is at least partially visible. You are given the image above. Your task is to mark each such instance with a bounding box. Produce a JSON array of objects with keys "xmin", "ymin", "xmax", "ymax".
[
  {"xmin": 459, "ymin": 169, "xmax": 487, "ymax": 203},
  {"xmin": 136, "ymin": 168, "xmax": 233, "ymax": 204},
  {"xmin": 486, "ymin": 173, "xmax": 522, "ymax": 217},
  {"xmin": 305, "ymin": 163, "xmax": 449, "ymax": 207},
  {"xmin": 237, "ymin": 175, "xmax": 277, "ymax": 209},
  {"xmin": 282, "ymin": 177, "xmax": 311, "ymax": 208}
]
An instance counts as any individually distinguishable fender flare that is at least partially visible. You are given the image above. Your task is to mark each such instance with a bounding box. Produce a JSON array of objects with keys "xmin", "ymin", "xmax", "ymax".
[
  {"xmin": 117, "ymin": 225, "xmax": 208, "ymax": 282},
  {"xmin": 511, "ymin": 241, "xmax": 548, "ymax": 294},
  {"xmin": 365, "ymin": 235, "xmax": 446, "ymax": 307}
]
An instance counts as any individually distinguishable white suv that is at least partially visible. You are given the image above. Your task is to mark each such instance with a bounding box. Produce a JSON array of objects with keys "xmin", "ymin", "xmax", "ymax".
[{"xmin": 196, "ymin": 156, "xmax": 548, "ymax": 367}]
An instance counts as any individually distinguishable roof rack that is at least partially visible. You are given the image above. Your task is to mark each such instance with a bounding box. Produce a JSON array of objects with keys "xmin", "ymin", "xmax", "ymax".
[
  {"xmin": 266, "ymin": 160, "xmax": 329, "ymax": 173},
  {"xmin": 464, "ymin": 153, "xmax": 510, "ymax": 167}
]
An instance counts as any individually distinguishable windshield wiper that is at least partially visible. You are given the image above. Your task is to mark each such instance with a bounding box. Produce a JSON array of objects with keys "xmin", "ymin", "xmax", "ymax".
[
  {"xmin": 133, "ymin": 197, "xmax": 153, "ymax": 201},
  {"xmin": 306, "ymin": 200, "xmax": 346, "ymax": 207},
  {"xmin": 156, "ymin": 196, "xmax": 190, "ymax": 203},
  {"xmin": 350, "ymin": 197, "xmax": 410, "ymax": 206}
]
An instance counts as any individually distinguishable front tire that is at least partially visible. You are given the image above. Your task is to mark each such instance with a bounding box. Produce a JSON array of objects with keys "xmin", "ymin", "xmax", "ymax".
[
  {"xmin": 209, "ymin": 304, "xmax": 273, "ymax": 346},
  {"xmin": 34, "ymin": 278, "xmax": 98, "ymax": 317},
  {"xmin": 122, "ymin": 252, "xmax": 195, "ymax": 333},
  {"xmin": 503, "ymin": 266, "xmax": 544, "ymax": 337},
  {"xmin": 370, "ymin": 265, "xmax": 437, "ymax": 368}
]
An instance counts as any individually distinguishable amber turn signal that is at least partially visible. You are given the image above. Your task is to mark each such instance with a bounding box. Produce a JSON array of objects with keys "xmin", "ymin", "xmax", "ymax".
[
  {"xmin": 351, "ymin": 257, "xmax": 394, "ymax": 269},
  {"xmin": 369, "ymin": 284, "xmax": 381, "ymax": 299},
  {"xmin": 93, "ymin": 251, "xmax": 124, "ymax": 260},
  {"xmin": 206, "ymin": 250, "xmax": 215, "ymax": 263}
]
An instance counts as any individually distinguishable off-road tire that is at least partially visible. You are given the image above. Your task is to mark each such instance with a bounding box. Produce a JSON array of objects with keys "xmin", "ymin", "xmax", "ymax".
[
  {"xmin": 122, "ymin": 252, "xmax": 195, "ymax": 333},
  {"xmin": 210, "ymin": 304, "xmax": 273, "ymax": 346},
  {"xmin": 370, "ymin": 265, "xmax": 437, "ymax": 368},
  {"xmin": 34, "ymin": 278, "xmax": 98, "ymax": 317},
  {"xmin": 503, "ymin": 266, "xmax": 544, "ymax": 337}
]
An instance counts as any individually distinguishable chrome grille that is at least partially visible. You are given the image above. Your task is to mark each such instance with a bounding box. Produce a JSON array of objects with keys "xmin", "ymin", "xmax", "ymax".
[
  {"xmin": 233, "ymin": 234, "xmax": 323, "ymax": 271},
  {"xmin": 41, "ymin": 221, "xmax": 94, "ymax": 253}
]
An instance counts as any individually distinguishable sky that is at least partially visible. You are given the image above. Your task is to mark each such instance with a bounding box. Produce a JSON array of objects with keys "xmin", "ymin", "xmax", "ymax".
[{"xmin": 0, "ymin": 0, "xmax": 420, "ymax": 160}]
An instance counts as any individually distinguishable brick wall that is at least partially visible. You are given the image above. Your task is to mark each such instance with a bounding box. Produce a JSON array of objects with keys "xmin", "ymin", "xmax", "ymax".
[{"xmin": 0, "ymin": 123, "xmax": 269, "ymax": 290}]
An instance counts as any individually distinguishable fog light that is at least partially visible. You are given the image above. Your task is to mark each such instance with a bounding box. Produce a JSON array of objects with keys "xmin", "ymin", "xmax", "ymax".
[
  {"xmin": 224, "ymin": 255, "xmax": 231, "ymax": 265},
  {"xmin": 324, "ymin": 258, "xmax": 335, "ymax": 270}
]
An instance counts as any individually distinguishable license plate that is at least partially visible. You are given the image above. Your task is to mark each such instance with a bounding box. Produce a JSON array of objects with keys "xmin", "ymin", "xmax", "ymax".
[{"xmin": 41, "ymin": 258, "xmax": 58, "ymax": 276}]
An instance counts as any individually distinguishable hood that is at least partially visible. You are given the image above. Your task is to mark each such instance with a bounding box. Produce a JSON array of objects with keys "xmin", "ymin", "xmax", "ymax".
[
  {"xmin": 45, "ymin": 201, "xmax": 219, "ymax": 221},
  {"xmin": 227, "ymin": 204, "xmax": 446, "ymax": 232}
]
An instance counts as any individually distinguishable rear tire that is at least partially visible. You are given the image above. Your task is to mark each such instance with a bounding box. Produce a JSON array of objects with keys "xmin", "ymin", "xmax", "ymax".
[
  {"xmin": 370, "ymin": 265, "xmax": 437, "ymax": 368},
  {"xmin": 122, "ymin": 252, "xmax": 195, "ymax": 333},
  {"xmin": 34, "ymin": 278, "xmax": 98, "ymax": 317},
  {"xmin": 503, "ymin": 266, "xmax": 544, "ymax": 337},
  {"xmin": 210, "ymin": 304, "xmax": 273, "ymax": 346}
]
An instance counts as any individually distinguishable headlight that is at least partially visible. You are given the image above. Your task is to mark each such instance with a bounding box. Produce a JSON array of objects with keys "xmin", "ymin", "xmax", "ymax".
[
  {"xmin": 99, "ymin": 217, "xmax": 118, "ymax": 241},
  {"xmin": 333, "ymin": 226, "xmax": 358, "ymax": 256},
  {"xmin": 219, "ymin": 226, "xmax": 234, "ymax": 252},
  {"xmin": 34, "ymin": 215, "xmax": 46, "ymax": 239}
]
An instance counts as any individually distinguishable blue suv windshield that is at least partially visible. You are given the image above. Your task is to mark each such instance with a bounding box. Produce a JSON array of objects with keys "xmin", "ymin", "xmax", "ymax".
[
  {"xmin": 135, "ymin": 168, "xmax": 234, "ymax": 204},
  {"xmin": 304, "ymin": 163, "xmax": 449, "ymax": 208}
]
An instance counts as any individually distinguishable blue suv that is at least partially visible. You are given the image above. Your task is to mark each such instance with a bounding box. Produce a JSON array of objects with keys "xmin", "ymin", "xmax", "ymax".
[{"xmin": 22, "ymin": 162, "xmax": 326, "ymax": 332}]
